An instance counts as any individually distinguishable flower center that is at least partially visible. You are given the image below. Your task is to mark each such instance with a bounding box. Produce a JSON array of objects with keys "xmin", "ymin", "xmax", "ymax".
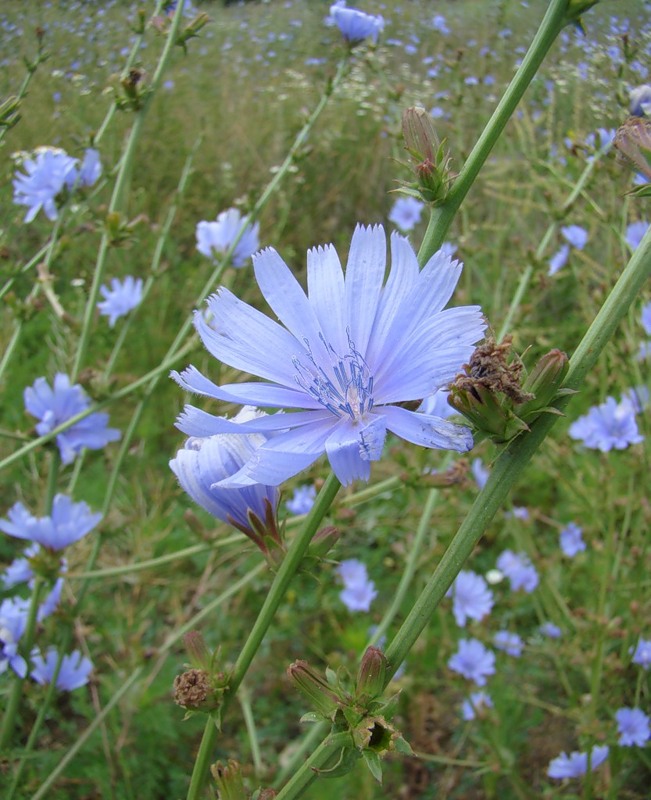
[{"xmin": 293, "ymin": 332, "xmax": 374, "ymax": 421}]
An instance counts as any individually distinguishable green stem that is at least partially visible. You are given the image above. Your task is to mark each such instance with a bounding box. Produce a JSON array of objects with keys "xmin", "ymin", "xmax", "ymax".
[
  {"xmin": 186, "ymin": 473, "xmax": 341, "ymax": 800},
  {"xmin": 238, "ymin": 682, "xmax": 263, "ymax": 776},
  {"xmin": 417, "ymin": 0, "xmax": 567, "ymax": 265},
  {"xmin": 273, "ymin": 732, "xmax": 353, "ymax": 800}
]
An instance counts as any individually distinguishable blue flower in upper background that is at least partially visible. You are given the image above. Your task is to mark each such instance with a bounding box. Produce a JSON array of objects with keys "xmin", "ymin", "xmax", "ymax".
[
  {"xmin": 461, "ymin": 690, "xmax": 493, "ymax": 720},
  {"xmin": 629, "ymin": 84, "xmax": 651, "ymax": 117},
  {"xmin": 431, "ymin": 14, "xmax": 450, "ymax": 35},
  {"xmin": 327, "ymin": 4, "xmax": 384, "ymax": 45},
  {"xmin": 0, "ymin": 495, "xmax": 102, "ymax": 551},
  {"xmin": 559, "ymin": 522, "xmax": 586, "ymax": 557},
  {"xmin": 561, "ymin": 224, "xmax": 589, "ymax": 250},
  {"xmin": 13, "ymin": 148, "xmax": 78, "ymax": 222},
  {"xmin": 388, "ymin": 196, "xmax": 424, "ymax": 232},
  {"xmin": 24, "ymin": 374, "xmax": 121, "ymax": 465},
  {"xmin": 496, "ymin": 550, "xmax": 539, "ymax": 593},
  {"xmin": 448, "ymin": 570, "xmax": 494, "ymax": 627},
  {"xmin": 615, "ymin": 707, "xmax": 651, "ymax": 747},
  {"xmin": 568, "ymin": 396, "xmax": 643, "ymax": 452},
  {"xmin": 173, "ymin": 225, "xmax": 485, "ymax": 488},
  {"xmin": 539, "ymin": 621, "xmax": 562, "ymax": 639},
  {"xmin": 547, "ymin": 746, "xmax": 609, "ymax": 779},
  {"xmin": 97, "ymin": 276, "xmax": 144, "ymax": 327},
  {"xmin": 31, "ymin": 648, "xmax": 93, "ymax": 691},
  {"xmin": 630, "ymin": 637, "xmax": 651, "ymax": 669},
  {"xmin": 337, "ymin": 558, "xmax": 377, "ymax": 612},
  {"xmin": 286, "ymin": 484, "xmax": 316, "ymax": 515},
  {"xmin": 493, "ymin": 630, "xmax": 523, "ymax": 657},
  {"xmin": 196, "ymin": 208, "xmax": 260, "ymax": 268},
  {"xmin": 626, "ymin": 221, "xmax": 649, "ymax": 251},
  {"xmin": 448, "ymin": 638, "xmax": 495, "ymax": 686},
  {"xmin": 0, "ymin": 598, "xmax": 28, "ymax": 678}
]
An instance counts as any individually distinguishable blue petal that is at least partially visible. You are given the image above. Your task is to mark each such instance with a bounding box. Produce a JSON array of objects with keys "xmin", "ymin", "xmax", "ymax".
[
  {"xmin": 325, "ymin": 421, "xmax": 372, "ymax": 485},
  {"xmin": 307, "ymin": 243, "xmax": 347, "ymax": 354},
  {"xmin": 382, "ymin": 405, "xmax": 474, "ymax": 451},
  {"xmin": 175, "ymin": 406, "xmax": 331, "ymax": 438},
  {"xmin": 344, "ymin": 225, "xmax": 386, "ymax": 355}
]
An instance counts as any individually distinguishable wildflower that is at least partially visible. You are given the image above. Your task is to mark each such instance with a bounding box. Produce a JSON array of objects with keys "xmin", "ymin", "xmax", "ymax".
[
  {"xmin": 559, "ymin": 522, "xmax": 586, "ymax": 557},
  {"xmin": 0, "ymin": 598, "xmax": 28, "ymax": 678},
  {"xmin": 505, "ymin": 506, "xmax": 529, "ymax": 521},
  {"xmin": 615, "ymin": 707, "xmax": 651, "ymax": 746},
  {"xmin": 173, "ymin": 225, "xmax": 485, "ymax": 488},
  {"xmin": 496, "ymin": 550, "xmax": 539, "ymax": 593},
  {"xmin": 493, "ymin": 630, "xmax": 523, "ymax": 657},
  {"xmin": 388, "ymin": 197, "xmax": 424, "ymax": 232},
  {"xmin": 448, "ymin": 570, "xmax": 494, "ymax": 627},
  {"xmin": 627, "ymin": 221, "xmax": 649, "ymax": 251},
  {"xmin": 539, "ymin": 622, "xmax": 562, "ymax": 639},
  {"xmin": 561, "ymin": 225, "xmax": 589, "ymax": 250},
  {"xmin": 439, "ymin": 242, "xmax": 457, "ymax": 258},
  {"xmin": 97, "ymin": 276, "xmax": 143, "ymax": 327},
  {"xmin": 328, "ymin": 4, "xmax": 384, "ymax": 45},
  {"xmin": 448, "ymin": 638, "xmax": 495, "ymax": 686},
  {"xmin": 548, "ymin": 244, "xmax": 570, "ymax": 276},
  {"xmin": 630, "ymin": 637, "xmax": 651, "ymax": 669},
  {"xmin": 640, "ymin": 301, "xmax": 651, "ymax": 335},
  {"xmin": 31, "ymin": 647, "xmax": 93, "ymax": 691},
  {"xmin": 195, "ymin": 208, "xmax": 260, "ymax": 268},
  {"xmin": 471, "ymin": 457, "xmax": 489, "ymax": 489},
  {"xmin": 169, "ymin": 407, "xmax": 280, "ymax": 550},
  {"xmin": 418, "ymin": 388, "xmax": 456, "ymax": 419},
  {"xmin": 71, "ymin": 147, "xmax": 102, "ymax": 188},
  {"xmin": 286, "ymin": 484, "xmax": 316, "ymax": 515},
  {"xmin": 13, "ymin": 148, "xmax": 78, "ymax": 222},
  {"xmin": 461, "ymin": 690, "xmax": 493, "ymax": 720},
  {"xmin": 547, "ymin": 745, "xmax": 609, "ymax": 779},
  {"xmin": 0, "ymin": 495, "xmax": 101, "ymax": 551},
  {"xmin": 337, "ymin": 558, "xmax": 377, "ymax": 612},
  {"xmin": 1, "ymin": 544, "xmax": 66, "ymax": 621},
  {"xmin": 630, "ymin": 84, "xmax": 651, "ymax": 117},
  {"xmin": 24, "ymin": 373, "xmax": 121, "ymax": 465},
  {"xmin": 568, "ymin": 396, "xmax": 644, "ymax": 452}
]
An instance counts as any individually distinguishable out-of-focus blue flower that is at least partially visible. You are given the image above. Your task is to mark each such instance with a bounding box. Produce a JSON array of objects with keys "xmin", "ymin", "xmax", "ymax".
[
  {"xmin": 1, "ymin": 544, "xmax": 66, "ymax": 621},
  {"xmin": 0, "ymin": 598, "xmax": 28, "ymax": 678},
  {"xmin": 97, "ymin": 276, "xmax": 144, "ymax": 327},
  {"xmin": 24, "ymin": 374, "xmax": 121, "ymax": 465},
  {"xmin": 31, "ymin": 647, "xmax": 93, "ymax": 691},
  {"xmin": 461, "ymin": 690, "xmax": 492, "ymax": 720},
  {"xmin": 13, "ymin": 148, "xmax": 78, "ymax": 222},
  {"xmin": 286, "ymin": 484, "xmax": 316, "ymax": 515},
  {"xmin": 418, "ymin": 388, "xmax": 456, "ymax": 419},
  {"xmin": 548, "ymin": 244, "xmax": 570, "ymax": 276},
  {"xmin": 640, "ymin": 300, "xmax": 651, "ymax": 335},
  {"xmin": 627, "ymin": 221, "xmax": 649, "ymax": 251},
  {"xmin": 337, "ymin": 558, "xmax": 377, "ymax": 612},
  {"xmin": 505, "ymin": 506, "xmax": 529, "ymax": 521},
  {"xmin": 630, "ymin": 637, "xmax": 651, "ymax": 669},
  {"xmin": 448, "ymin": 638, "xmax": 495, "ymax": 686},
  {"xmin": 196, "ymin": 208, "xmax": 260, "ymax": 268},
  {"xmin": 170, "ymin": 407, "xmax": 279, "ymax": 535},
  {"xmin": 539, "ymin": 621, "xmax": 562, "ymax": 639},
  {"xmin": 448, "ymin": 570, "xmax": 494, "ymax": 627},
  {"xmin": 431, "ymin": 14, "xmax": 450, "ymax": 35},
  {"xmin": 630, "ymin": 84, "xmax": 651, "ymax": 116},
  {"xmin": 561, "ymin": 225, "xmax": 589, "ymax": 250},
  {"xmin": 568, "ymin": 396, "xmax": 644, "ymax": 452},
  {"xmin": 0, "ymin": 495, "xmax": 101, "ymax": 551},
  {"xmin": 173, "ymin": 225, "xmax": 485, "ymax": 488},
  {"xmin": 471, "ymin": 457, "xmax": 489, "ymax": 489},
  {"xmin": 327, "ymin": 4, "xmax": 384, "ymax": 45},
  {"xmin": 388, "ymin": 197, "xmax": 424, "ymax": 232},
  {"xmin": 615, "ymin": 707, "xmax": 650, "ymax": 746},
  {"xmin": 496, "ymin": 550, "xmax": 539, "ymax": 593},
  {"xmin": 547, "ymin": 745, "xmax": 609, "ymax": 779},
  {"xmin": 439, "ymin": 242, "xmax": 457, "ymax": 258},
  {"xmin": 72, "ymin": 148, "xmax": 102, "ymax": 188},
  {"xmin": 559, "ymin": 522, "xmax": 586, "ymax": 557},
  {"xmin": 637, "ymin": 341, "xmax": 651, "ymax": 361},
  {"xmin": 493, "ymin": 630, "xmax": 523, "ymax": 657}
]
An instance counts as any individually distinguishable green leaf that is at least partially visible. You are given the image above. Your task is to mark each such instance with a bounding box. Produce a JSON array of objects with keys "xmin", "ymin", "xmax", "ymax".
[{"xmin": 362, "ymin": 750, "xmax": 383, "ymax": 783}]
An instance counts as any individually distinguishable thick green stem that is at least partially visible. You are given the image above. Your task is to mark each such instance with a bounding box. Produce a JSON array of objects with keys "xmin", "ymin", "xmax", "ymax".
[
  {"xmin": 417, "ymin": 0, "xmax": 568, "ymax": 265},
  {"xmin": 273, "ymin": 732, "xmax": 353, "ymax": 800}
]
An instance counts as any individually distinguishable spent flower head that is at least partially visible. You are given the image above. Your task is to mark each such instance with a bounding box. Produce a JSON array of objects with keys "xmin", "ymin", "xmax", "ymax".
[{"xmin": 97, "ymin": 276, "xmax": 144, "ymax": 327}]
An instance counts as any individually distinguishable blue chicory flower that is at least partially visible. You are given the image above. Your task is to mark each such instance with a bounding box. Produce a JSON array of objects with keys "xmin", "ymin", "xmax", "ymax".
[
  {"xmin": 388, "ymin": 196, "xmax": 424, "ymax": 232},
  {"xmin": 286, "ymin": 484, "xmax": 317, "ymax": 515},
  {"xmin": 471, "ymin": 457, "xmax": 489, "ymax": 489},
  {"xmin": 173, "ymin": 225, "xmax": 485, "ymax": 488},
  {"xmin": 31, "ymin": 647, "xmax": 93, "ymax": 691},
  {"xmin": 627, "ymin": 221, "xmax": 649, "ymax": 251},
  {"xmin": 559, "ymin": 522, "xmax": 586, "ymax": 557},
  {"xmin": 1, "ymin": 543, "xmax": 66, "ymax": 622},
  {"xmin": 568, "ymin": 396, "xmax": 644, "ymax": 452},
  {"xmin": 97, "ymin": 276, "xmax": 144, "ymax": 327},
  {"xmin": 615, "ymin": 707, "xmax": 650, "ymax": 746},
  {"xmin": 196, "ymin": 208, "xmax": 260, "ymax": 268},
  {"xmin": 630, "ymin": 637, "xmax": 651, "ymax": 669},
  {"xmin": 548, "ymin": 244, "xmax": 570, "ymax": 276},
  {"xmin": 24, "ymin": 374, "xmax": 121, "ymax": 465},
  {"xmin": 0, "ymin": 495, "xmax": 102, "ymax": 551},
  {"xmin": 13, "ymin": 148, "xmax": 78, "ymax": 222},
  {"xmin": 0, "ymin": 598, "xmax": 28, "ymax": 678},
  {"xmin": 74, "ymin": 147, "xmax": 102, "ymax": 187},
  {"xmin": 448, "ymin": 638, "xmax": 496, "ymax": 686},
  {"xmin": 448, "ymin": 570, "xmax": 494, "ymax": 627},
  {"xmin": 493, "ymin": 630, "xmax": 524, "ymax": 657},
  {"xmin": 461, "ymin": 690, "xmax": 493, "ymax": 720},
  {"xmin": 539, "ymin": 621, "xmax": 562, "ymax": 639},
  {"xmin": 328, "ymin": 4, "xmax": 384, "ymax": 45},
  {"xmin": 630, "ymin": 84, "xmax": 651, "ymax": 116},
  {"xmin": 337, "ymin": 558, "xmax": 377, "ymax": 612},
  {"xmin": 561, "ymin": 225, "xmax": 589, "ymax": 250},
  {"xmin": 640, "ymin": 300, "xmax": 651, "ymax": 335},
  {"xmin": 496, "ymin": 550, "xmax": 539, "ymax": 593},
  {"xmin": 417, "ymin": 388, "xmax": 456, "ymax": 419},
  {"xmin": 547, "ymin": 745, "xmax": 609, "ymax": 779}
]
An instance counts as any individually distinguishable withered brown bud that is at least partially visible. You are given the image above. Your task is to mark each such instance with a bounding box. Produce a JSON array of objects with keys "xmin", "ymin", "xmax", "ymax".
[{"xmin": 173, "ymin": 668, "xmax": 211, "ymax": 709}]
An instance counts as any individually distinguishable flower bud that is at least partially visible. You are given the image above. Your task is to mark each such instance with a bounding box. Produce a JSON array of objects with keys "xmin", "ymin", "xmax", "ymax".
[
  {"xmin": 211, "ymin": 759, "xmax": 247, "ymax": 800},
  {"xmin": 307, "ymin": 526, "xmax": 340, "ymax": 560},
  {"xmin": 183, "ymin": 631, "xmax": 212, "ymax": 671},
  {"xmin": 402, "ymin": 106, "xmax": 439, "ymax": 164},
  {"xmin": 355, "ymin": 647, "xmax": 387, "ymax": 702},
  {"xmin": 287, "ymin": 660, "xmax": 341, "ymax": 719},
  {"xmin": 400, "ymin": 106, "xmax": 453, "ymax": 205},
  {"xmin": 517, "ymin": 349, "xmax": 569, "ymax": 418}
]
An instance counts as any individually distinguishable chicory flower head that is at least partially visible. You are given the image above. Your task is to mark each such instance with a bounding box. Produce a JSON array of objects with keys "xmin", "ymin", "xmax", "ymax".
[
  {"xmin": 461, "ymin": 690, "xmax": 493, "ymax": 720},
  {"xmin": 547, "ymin": 745, "xmax": 609, "ymax": 779},
  {"xmin": 173, "ymin": 225, "xmax": 485, "ymax": 488},
  {"xmin": 493, "ymin": 630, "xmax": 524, "ymax": 657},
  {"xmin": 568, "ymin": 396, "xmax": 643, "ymax": 452},
  {"xmin": 627, "ymin": 220, "xmax": 649, "ymax": 251},
  {"xmin": 24, "ymin": 373, "xmax": 121, "ymax": 465},
  {"xmin": 0, "ymin": 494, "xmax": 102, "ymax": 551},
  {"xmin": 448, "ymin": 638, "xmax": 495, "ymax": 686},
  {"xmin": 496, "ymin": 550, "xmax": 539, "ymax": 593},
  {"xmin": 196, "ymin": 208, "xmax": 260, "ymax": 268},
  {"xmin": 328, "ymin": 4, "xmax": 384, "ymax": 45},
  {"xmin": 559, "ymin": 521, "xmax": 586, "ymax": 557},
  {"xmin": 337, "ymin": 558, "xmax": 377, "ymax": 612},
  {"xmin": 615, "ymin": 707, "xmax": 650, "ymax": 746},
  {"xmin": 97, "ymin": 276, "xmax": 144, "ymax": 327},
  {"xmin": 448, "ymin": 570, "xmax": 494, "ymax": 627},
  {"xmin": 0, "ymin": 597, "xmax": 29, "ymax": 678},
  {"xmin": 286, "ymin": 484, "xmax": 317, "ymax": 515},
  {"xmin": 388, "ymin": 196, "xmax": 424, "ymax": 232},
  {"xmin": 13, "ymin": 148, "xmax": 78, "ymax": 222},
  {"xmin": 31, "ymin": 647, "xmax": 93, "ymax": 691},
  {"xmin": 630, "ymin": 637, "xmax": 651, "ymax": 669},
  {"xmin": 630, "ymin": 84, "xmax": 651, "ymax": 117}
]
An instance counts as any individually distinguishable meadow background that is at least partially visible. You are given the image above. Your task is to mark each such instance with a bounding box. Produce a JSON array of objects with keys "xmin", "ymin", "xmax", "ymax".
[{"xmin": 1, "ymin": 0, "xmax": 650, "ymax": 797}]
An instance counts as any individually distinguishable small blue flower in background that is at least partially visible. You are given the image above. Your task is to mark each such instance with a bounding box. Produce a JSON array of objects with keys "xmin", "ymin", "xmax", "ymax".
[
  {"xmin": 173, "ymin": 225, "xmax": 485, "ymax": 488},
  {"xmin": 31, "ymin": 648, "xmax": 93, "ymax": 691},
  {"xmin": 505, "ymin": 506, "xmax": 529, "ymax": 521},
  {"xmin": 615, "ymin": 707, "xmax": 650, "ymax": 747},
  {"xmin": 493, "ymin": 630, "xmax": 523, "ymax": 657},
  {"xmin": 439, "ymin": 242, "xmax": 458, "ymax": 258},
  {"xmin": 559, "ymin": 522, "xmax": 586, "ymax": 557},
  {"xmin": 418, "ymin": 388, "xmax": 456, "ymax": 419},
  {"xmin": 539, "ymin": 621, "xmax": 562, "ymax": 639},
  {"xmin": 630, "ymin": 637, "xmax": 651, "ymax": 669},
  {"xmin": 547, "ymin": 745, "xmax": 609, "ymax": 779},
  {"xmin": 431, "ymin": 14, "xmax": 450, "ymax": 35},
  {"xmin": 327, "ymin": 4, "xmax": 384, "ymax": 45},
  {"xmin": 461, "ymin": 690, "xmax": 493, "ymax": 721},
  {"xmin": 629, "ymin": 84, "xmax": 651, "ymax": 117},
  {"xmin": 568, "ymin": 396, "xmax": 643, "ymax": 452},
  {"xmin": 169, "ymin": 407, "xmax": 279, "ymax": 534},
  {"xmin": 24, "ymin": 374, "xmax": 121, "ymax": 465},
  {"xmin": 448, "ymin": 638, "xmax": 495, "ymax": 686},
  {"xmin": 97, "ymin": 276, "xmax": 144, "ymax": 327},
  {"xmin": 0, "ymin": 598, "xmax": 28, "ymax": 678},
  {"xmin": 286, "ymin": 484, "xmax": 316, "ymax": 515},
  {"xmin": 0, "ymin": 495, "xmax": 101, "ymax": 551},
  {"xmin": 548, "ymin": 244, "xmax": 570, "ymax": 276},
  {"xmin": 471, "ymin": 457, "xmax": 489, "ymax": 489},
  {"xmin": 640, "ymin": 301, "xmax": 651, "ymax": 335},
  {"xmin": 448, "ymin": 570, "xmax": 494, "ymax": 627},
  {"xmin": 1, "ymin": 544, "xmax": 66, "ymax": 621},
  {"xmin": 626, "ymin": 221, "xmax": 649, "ymax": 251},
  {"xmin": 13, "ymin": 148, "xmax": 78, "ymax": 222},
  {"xmin": 561, "ymin": 224, "xmax": 588, "ymax": 250},
  {"xmin": 72, "ymin": 147, "xmax": 102, "ymax": 188},
  {"xmin": 496, "ymin": 550, "xmax": 539, "ymax": 593},
  {"xmin": 388, "ymin": 196, "xmax": 424, "ymax": 232},
  {"xmin": 196, "ymin": 208, "xmax": 260, "ymax": 268},
  {"xmin": 337, "ymin": 558, "xmax": 377, "ymax": 612}
]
